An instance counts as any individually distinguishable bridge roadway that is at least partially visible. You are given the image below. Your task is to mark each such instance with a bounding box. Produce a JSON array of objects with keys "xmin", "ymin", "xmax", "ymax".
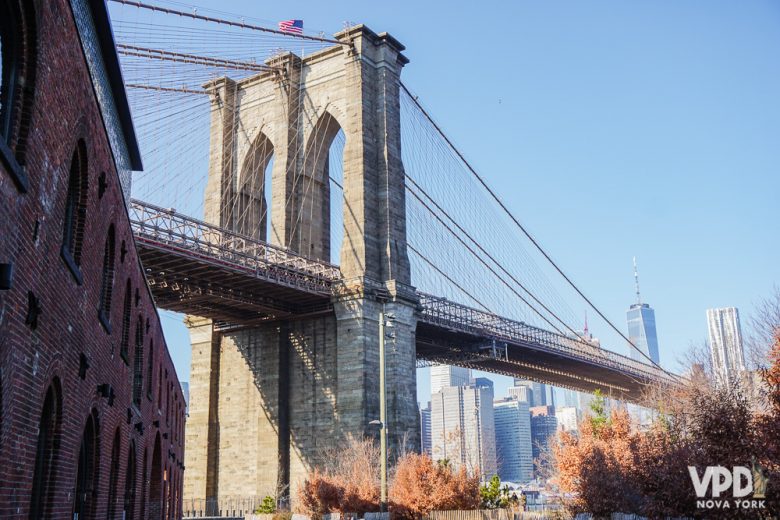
[{"xmin": 129, "ymin": 199, "xmax": 676, "ymax": 401}]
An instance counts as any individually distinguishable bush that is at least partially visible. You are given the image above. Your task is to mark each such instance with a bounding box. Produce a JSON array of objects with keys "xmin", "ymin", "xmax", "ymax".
[
  {"xmin": 255, "ymin": 495, "xmax": 277, "ymax": 514},
  {"xmin": 296, "ymin": 436, "xmax": 380, "ymax": 517},
  {"xmin": 390, "ymin": 453, "xmax": 480, "ymax": 520},
  {"xmin": 552, "ymin": 335, "xmax": 780, "ymax": 519}
]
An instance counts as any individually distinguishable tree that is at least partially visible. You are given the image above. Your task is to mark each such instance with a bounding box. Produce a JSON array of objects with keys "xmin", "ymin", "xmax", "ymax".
[
  {"xmin": 553, "ymin": 358, "xmax": 780, "ymax": 518},
  {"xmin": 389, "ymin": 453, "xmax": 480, "ymax": 520},
  {"xmin": 752, "ymin": 333, "xmax": 780, "ymax": 513},
  {"xmin": 588, "ymin": 389, "xmax": 608, "ymax": 433},
  {"xmin": 296, "ymin": 436, "xmax": 380, "ymax": 517},
  {"xmin": 745, "ymin": 286, "xmax": 780, "ymax": 369},
  {"xmin": 256, "ymin": 495, "xmax": 277, "ymax": 514},
  {"xmin": 479, "ymin": 475, "xmax": 510, "ymax": 509}
]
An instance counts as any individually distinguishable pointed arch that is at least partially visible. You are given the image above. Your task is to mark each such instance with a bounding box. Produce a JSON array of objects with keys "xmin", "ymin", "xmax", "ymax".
[
  {"xmin": 0, "ymin": 0, "xmax": 37, "ymax": 191},
  {"xmin": 72, "ymin": 410, "xmax": 100, "ymax": 520},
  {"xmin": 294, "ymin": 110, "xmax": 345, "ymax": 262},
  {"xmin": 232, "ymin": 130, "xmax": 274, "ymax": 240},
  {"xmin": 123, "ymin": 440, "xmax": 137, "ymax": 520},
  {"xmin": 107, "ymin": 428, "xmax": 121, "ymax": 519},
  {"xmin": 98, "ymin": 224, "xmax": 116, "ymax": 332},
  {"xmin": 139, "ymin": 447, "xmax": 148, "ymax": 520},
  {"xmin": 132, "ymin": 314, "xmax": 144, "ymax": 406},
  {"xmin": 119, "ymin": 279, "xmax": 131, "ymax": 362},
  {"xmin": 29, "ymin": 379, "xmax": 62, "ymax": 520},
  {"xmin": 149, "ymin": 433, "xmax": 163, "ymax": 520},
  {"xmin": 61, "ymin": 139, "xmax": 89, "ymax": 281}
]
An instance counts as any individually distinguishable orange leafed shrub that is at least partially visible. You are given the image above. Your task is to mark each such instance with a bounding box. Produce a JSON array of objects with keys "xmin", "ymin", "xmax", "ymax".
[
  {"xmin": 296, "ymin": 436, "xmax": 380, "ymax": 517},
  {"xmin": 298, "ymin": 469, "xmax": 344, "ymax": 517},
  {"xmin": 390, "ymin": 453, "xmax": 480, "ymax": 520},
  {"xmin": 553, "ymin": 332, "xmax": 780, "ymax": 518}
]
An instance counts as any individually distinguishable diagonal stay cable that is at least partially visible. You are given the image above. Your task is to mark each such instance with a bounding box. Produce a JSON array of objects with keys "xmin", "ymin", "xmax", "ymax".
[
  {"xmin": 406, "ymin": 182, "xmax": 568, "ymax": 336},
  {"xmin": 400, "ymin": 81, "xmax": 675, "ymax": 378},
  {"xmin": 406, "ymin": 174, "xmax": 585, "ymax": 342},
  {"xmin": 109, "ymin": 0, "xmax": 349, "ymax": 46}
]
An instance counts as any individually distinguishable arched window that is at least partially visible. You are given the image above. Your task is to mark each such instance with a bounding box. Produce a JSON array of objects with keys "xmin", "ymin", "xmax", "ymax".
[
  {"xmin": 0, "ymin": 0, "xmax": 36, "ymax": 191},
  {"xmin": 0, "ymin": 1, "xmax": 19, "ymax": 143},
  {"xmin": 132, "ymin": 315, "xmax": 144, "ymax": 406},
  {"xmin": 146, "ymin": 339, "xmax": 154, "ymax": 400},
  {"xmin": 123, "ymin": 441, "xmax": 136, "ymax": 520},
  {"xmin": 98, "ymin": 224, "xmax": 116, "ymax": 332},
  {"xmin": 149, "ymin": 434, "xmax": 163, "ymax": 520},
  {"xmin": 29, "ymin": 381, "xmax": 61, "ymax": 520},
  {"xmin": 61, "ymin": 140, "xmax": 88, "ymax": 282},
  {"xmin": 119, "ymin": 279, "xmax": 131, "ymax": 362},
  {"xmin": 72, "ymin": 411, "xmax": 99, "ymax": 520},
  {"xmin": 107, "ymin": 429, "xmax": 121, "ymax": 520}
]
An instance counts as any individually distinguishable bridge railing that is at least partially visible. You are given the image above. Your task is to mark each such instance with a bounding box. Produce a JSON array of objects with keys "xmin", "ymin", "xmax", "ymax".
[
  {"xmin": 417, "ymin": 293, "xmax": 676, "ymax": 383},
  {"xmin": 129, "ymin": 200, "xmax": 342, "ymax": 292}
]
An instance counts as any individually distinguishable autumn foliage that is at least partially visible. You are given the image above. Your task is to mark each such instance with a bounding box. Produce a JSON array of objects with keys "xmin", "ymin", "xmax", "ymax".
[
  {"xmin": 296, "ymin": 439, "xmax": 481, "ymax": 519},
  {"xmin": 297, "ymin": 436, "xmax": 380, "ymax": 516},
  {"xmin": 552, "ymin": 332, "xmax": 780, "ymax": 518},
  {"xmin": 389, "ymin": 453, "xmax": 480, "ymax": 520}
]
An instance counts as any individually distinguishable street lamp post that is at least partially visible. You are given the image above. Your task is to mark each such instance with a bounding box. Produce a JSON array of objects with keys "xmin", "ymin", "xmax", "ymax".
[{"xmin": 376, "ymin": 309, "xmax": 395, "ymax": 514}]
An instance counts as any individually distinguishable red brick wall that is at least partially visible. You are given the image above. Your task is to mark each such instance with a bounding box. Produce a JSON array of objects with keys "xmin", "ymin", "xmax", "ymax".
[{"xmin": 0, "ymin": 1, "xmax": 185, "ymax": 519}]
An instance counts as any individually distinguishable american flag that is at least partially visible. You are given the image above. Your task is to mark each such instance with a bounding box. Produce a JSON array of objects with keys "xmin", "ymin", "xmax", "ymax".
[{"xmin": 278, "ymin": 19, "xmax": 303, "ymax": 35}]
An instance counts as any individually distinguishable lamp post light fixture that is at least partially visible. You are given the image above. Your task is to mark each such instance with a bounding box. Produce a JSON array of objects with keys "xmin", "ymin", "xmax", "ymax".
[{"xmin": 376, "ymin": 309, "xmax": 396, "ymax": 514}]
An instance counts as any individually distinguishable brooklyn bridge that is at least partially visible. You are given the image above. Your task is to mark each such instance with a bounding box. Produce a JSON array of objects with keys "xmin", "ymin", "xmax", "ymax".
[{"xmin": 108, "ymin": 0, "xmax": 679, "ymax": 502}]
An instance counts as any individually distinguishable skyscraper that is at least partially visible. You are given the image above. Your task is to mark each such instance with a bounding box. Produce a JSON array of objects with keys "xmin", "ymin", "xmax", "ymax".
[
  {"xmin": 420, "ymin": 402, "xmax": 432, "ymax": 455},
  {"xmin": 555, "ymin": 406, "xmax": 579, "ymax": 433},
  {"xmin": 513, "ymin": 378, "xmax": 553, "ymax": 407},
  {"xmin": 707, "ymin": 307, "xmax": 746, "ymax": 385},
  {"xmin": 494, "ymin": 398, "xmax": 533, "ymax": 483},
  {"xmin": 431, "ymin": 364, "xmax": 471, "ymax": 394},
  {"xmin": 431, "ymin": 384, "xmax": 497, "ymax": 478},
  {"xmin": 529, "ymin": 406, "xmax": 558, "ymax": 477},
  {"xmin": 627, "ymin": 258, "xmax": 660, "ymax": 364},
  {"xmin": 507, "ymin": 385, "xmax": 533, "ymax": 404}
]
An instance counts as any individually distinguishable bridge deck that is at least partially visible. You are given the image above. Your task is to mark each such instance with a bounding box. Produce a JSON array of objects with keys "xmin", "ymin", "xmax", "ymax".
[
  {"xmin": 130, "ymin": 200, "xmax": 676, "ymax": 401},
  {"xmin": 415, "ymin": 293, "xmax": 676, "ymax": 401},
  {"xmin": 130, "ymin": 200, "xmax": 340, "ymax": 322}
]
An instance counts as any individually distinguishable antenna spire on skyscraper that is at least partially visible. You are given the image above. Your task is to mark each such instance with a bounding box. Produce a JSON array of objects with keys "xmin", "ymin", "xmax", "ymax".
[
  {"xmin": 583, "ymin": 310, "xmax": 589, "ymax": 336},
  {"xmin": 633, "ymin": 256, "xmax": 641, "ymax": 305}
]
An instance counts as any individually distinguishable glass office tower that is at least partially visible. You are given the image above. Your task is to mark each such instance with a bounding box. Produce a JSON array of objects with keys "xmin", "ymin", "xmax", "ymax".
[{"xmin": 627, "ymin": 303, "xmax": 660, "ymax": 364}]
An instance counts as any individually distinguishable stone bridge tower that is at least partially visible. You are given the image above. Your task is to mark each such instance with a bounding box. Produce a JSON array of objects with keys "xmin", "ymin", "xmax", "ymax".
[{"xmin": 184, "ymin": 26, "xmax": 420, "ymax": 504}]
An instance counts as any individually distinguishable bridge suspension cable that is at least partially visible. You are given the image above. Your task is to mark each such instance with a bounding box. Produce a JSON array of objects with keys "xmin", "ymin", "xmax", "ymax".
[
  {"xmin": 400, "ymin": 81, "xmax": 672, "ymax": 376},
  {"xmin": 109, "ymin": 0, "xmax": 348, "ymax": 45}
]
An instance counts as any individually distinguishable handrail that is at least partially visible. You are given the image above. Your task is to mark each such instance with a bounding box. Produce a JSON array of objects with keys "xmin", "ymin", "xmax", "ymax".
[{"xmin": 129, "ymin": 199, "xmax": 342, "ymax": 293}]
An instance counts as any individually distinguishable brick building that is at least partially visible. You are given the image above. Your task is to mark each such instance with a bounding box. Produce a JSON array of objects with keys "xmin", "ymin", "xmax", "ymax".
[{"xmin": 0, "ymin": 1, "xmax": 185, "ymax": 519}]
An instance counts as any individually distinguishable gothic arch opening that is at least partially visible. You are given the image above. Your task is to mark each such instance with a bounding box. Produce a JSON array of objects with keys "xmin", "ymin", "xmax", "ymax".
[
  {"xmin": 72, "ymin": 410, "xmax": 99, "ymax": 520},
  {"xmin": 123, "ymin": 441, "xmax": 136, "ymax": 520},
  {"xmin": 297, "ymin": 110, "xmax": 345, "ymax": 264},
  {"xmin": 149, "ymin": 433, "xmax": 163, "ymax": 520},
  {"xmin": 107, "ymin": 429, "xmax": 121, "ymax": 519},
  {"xmin": 29, "ymin": 380, "xmax": 62, "ymax": 520},
  {"xmin": 232, "ymin": 130, "xmax": 273, "ymax": 241}
]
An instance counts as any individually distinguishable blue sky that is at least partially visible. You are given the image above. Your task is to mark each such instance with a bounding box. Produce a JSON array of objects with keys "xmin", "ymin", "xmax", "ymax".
[{"xmin": 137, "ymin": 0, "xmax": 780, "ymax": 402}]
